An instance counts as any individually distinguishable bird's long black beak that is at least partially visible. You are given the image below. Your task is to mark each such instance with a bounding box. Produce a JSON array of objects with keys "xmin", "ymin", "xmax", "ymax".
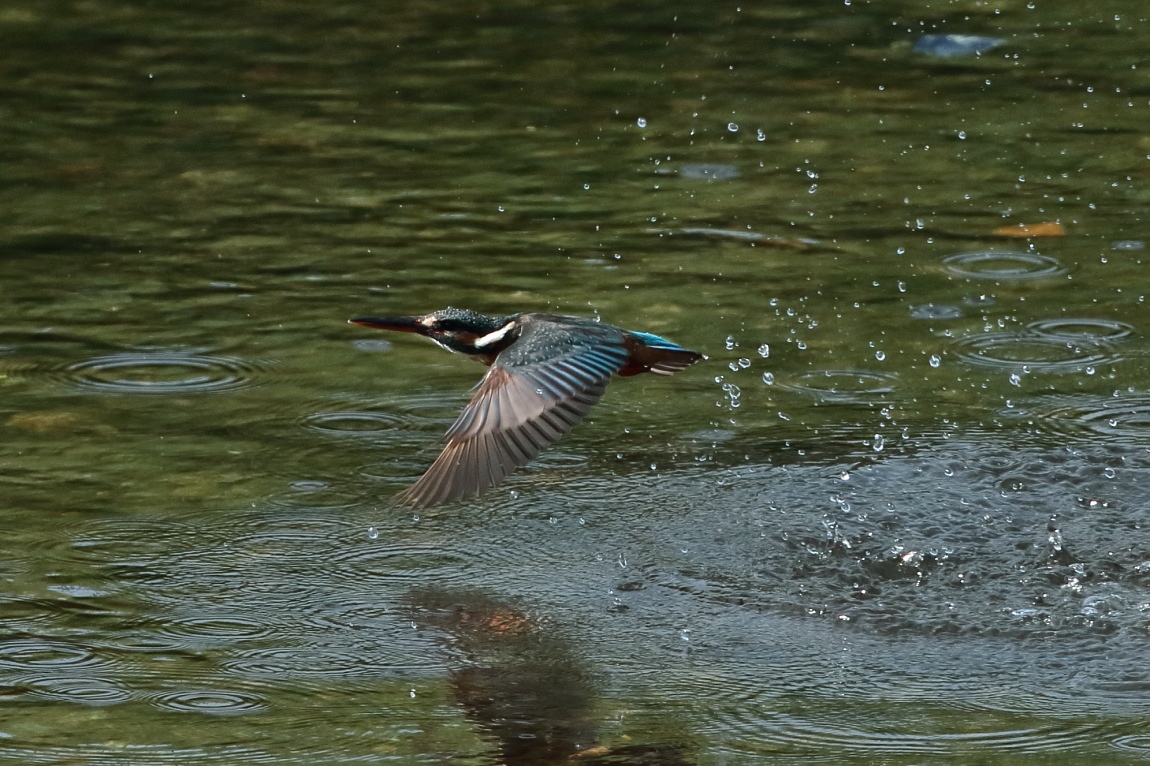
[{"xmin": 349, "ymin": 316, "xmax": 423, "ymax": 333}]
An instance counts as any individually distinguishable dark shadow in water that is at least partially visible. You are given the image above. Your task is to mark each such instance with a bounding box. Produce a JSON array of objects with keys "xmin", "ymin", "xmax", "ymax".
[{"xmin": 405, "ymin": 587, "xmax": 693, "ymax": 766}]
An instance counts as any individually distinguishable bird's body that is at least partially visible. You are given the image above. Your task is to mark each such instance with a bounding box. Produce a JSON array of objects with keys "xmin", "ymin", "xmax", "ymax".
[{"xmin": 349, "ymin": 308, "xmax": 704, "ymax": 508}]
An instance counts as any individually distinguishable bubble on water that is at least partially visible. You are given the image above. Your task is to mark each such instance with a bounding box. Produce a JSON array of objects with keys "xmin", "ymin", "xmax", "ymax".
[{"xmin": 929, "ymin": 354, "xmax": 942, "ymax": 368}]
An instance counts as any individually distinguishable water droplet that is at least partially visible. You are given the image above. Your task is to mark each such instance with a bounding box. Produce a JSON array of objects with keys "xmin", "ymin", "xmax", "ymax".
[
  {"xmin": 725, "ymin": 335, "xmax": 737, "ymax": 350},
  {"xmin": 757, "ymin": 343, "xmax": 770, "ymax": 358},
  {"xmin": 762, "ymin": 372, "xmax": 775, "ymax": 385},
  {"xmin": 727, "ymin": 122, "xmax": 739, "ymax": 132},
  {"xmin": 367, "ymin": 526, "xmax": 378, "ymax": 540},
  {"xmin": 875, "ymin": 350, "xmax": 886, "ymax": 361},
  {"xmin": 873, "ymin": 434, "xmax": 885, "ymax": 452},
  {"xmin": 637, "ymin": 117, "xmax": 647, "ymax": 128},
  {"xmin": 929, "ymin": 354, "xmax": 942, "ymax": 368},
  {"xmin": 1104, "ymin": 467, "xmax": 1117, "ymax": 479}
]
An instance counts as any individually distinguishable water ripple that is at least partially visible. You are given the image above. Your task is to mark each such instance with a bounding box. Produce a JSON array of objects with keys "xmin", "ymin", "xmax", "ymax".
[
  {"xmin": 260, "ymin": 480, "xmax": 363, "ymax": 511},
  {"xmin": 1022, "ymin": 394, "xmax": 1150, "ymax": 441},
  {"xmin": 21, "ymin": 674, "xmax": 133, "ymax": 706},
  {"xmin": 675, "ymin": 162, "xmax": 741, "ymax": 180},
  {"xmin": 220, "ymin": 647, "xmax": 381, "ymax": 680},
  {"xmin": 225, "ymin": 514, "xmax": 354, "ymax": 560},
  {"xmin": 941, "ymin": 250, "xmax": 1067, "ymax": 281},
  {"xmin": 327, "ymin": 540, "xmax": 473, "ymax": 584},
  {"xmin": 1112, "ymin": 734, "xmax": 1150, "ymax": 753},
  {"xmin": 909, "ymin": 303, "xmax": 963, "ymax": 319},
  {"xmin": 153, "ymin": 614, "xmax": 275, "ymax": 645},
  {"xmin": 64, "ymin": 350, "xmax": 269, "ymax": 394},
  {"xmin": 951, "ymin": 331, "xmax": 1115, "ymax": 372},
  {"xmin": 146, "ymin": 687, "xmax": 269, "ymax": 715},
  {"xmin": 302, "ymin": 409, "xmax": 408, "ymax": 436},
  {"xmin": 1026, "ymin": 317, "xmax": 1135, "ymax": 342},
  {"xmin": 0, "ymin": 638, "xmax": 107, "ymax": 670},
  {"xmin": 776, "ymin": 369, "xmax": 897, "ymax": 402},
  {"xmin": 720, "ymin": 709, "xmax": 1114, "ymax": 756}
]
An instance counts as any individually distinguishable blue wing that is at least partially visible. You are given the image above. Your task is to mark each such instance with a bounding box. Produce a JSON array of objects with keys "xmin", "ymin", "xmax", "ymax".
[{"xmin": 626, "ymin": 330, "xmax": 691, "ymax": 352}]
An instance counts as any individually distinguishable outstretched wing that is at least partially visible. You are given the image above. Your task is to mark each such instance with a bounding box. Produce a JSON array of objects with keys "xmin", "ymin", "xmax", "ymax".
[{"xmin": 396, "ymin": 318, "xmax": 629, "ymax": 508}]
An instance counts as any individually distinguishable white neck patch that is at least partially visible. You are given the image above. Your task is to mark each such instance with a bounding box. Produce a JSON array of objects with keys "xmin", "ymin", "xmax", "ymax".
[{"xmin": 473, "ymin": 321, "xmax": 515, "ymax": 349}]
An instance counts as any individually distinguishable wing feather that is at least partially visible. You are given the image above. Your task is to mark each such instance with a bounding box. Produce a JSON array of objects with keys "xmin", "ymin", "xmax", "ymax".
[{"xmin": 397, "ymin": 318, "xmax": 630, "ymax": 507}]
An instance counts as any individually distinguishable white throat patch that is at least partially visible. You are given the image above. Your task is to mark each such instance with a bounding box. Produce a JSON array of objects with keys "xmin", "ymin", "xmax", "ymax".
[{"xmin": 473, "ymin": 321, "xmax": 515, "ymax": 349}]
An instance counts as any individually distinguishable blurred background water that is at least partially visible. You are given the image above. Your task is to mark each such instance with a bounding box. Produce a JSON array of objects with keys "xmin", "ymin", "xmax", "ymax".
[{"xmin": 3, "ymin": 0, "xmax": 1150, "ymax": 763}]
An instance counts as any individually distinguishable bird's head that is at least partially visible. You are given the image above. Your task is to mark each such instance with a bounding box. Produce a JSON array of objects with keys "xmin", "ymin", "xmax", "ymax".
[{"xmin": 350, "ymin": 307, "xmax": 515, "ymax": 355}]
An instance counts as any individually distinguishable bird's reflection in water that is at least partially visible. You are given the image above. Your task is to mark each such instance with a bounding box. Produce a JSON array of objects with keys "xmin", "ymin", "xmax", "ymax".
[{"xmin": 405, "ymin": 587, "xmax": 693, "ymax": 765}]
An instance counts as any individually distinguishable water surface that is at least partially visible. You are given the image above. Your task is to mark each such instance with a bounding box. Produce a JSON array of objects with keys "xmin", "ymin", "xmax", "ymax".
[{"xmin": 3, "ymin": 0, "xmax": 1150, "ymax": 763}]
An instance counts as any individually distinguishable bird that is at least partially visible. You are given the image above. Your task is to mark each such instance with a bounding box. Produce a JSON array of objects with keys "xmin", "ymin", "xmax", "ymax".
[{"xmin": 349, "ymin": 308, "xmax": 704, "ymax": 508}]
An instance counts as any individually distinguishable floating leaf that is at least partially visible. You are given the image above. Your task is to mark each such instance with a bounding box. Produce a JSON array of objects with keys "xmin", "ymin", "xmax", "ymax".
[{"xmin": 993, "ymin": 222, "xmax": 1066, "ymax": 237}]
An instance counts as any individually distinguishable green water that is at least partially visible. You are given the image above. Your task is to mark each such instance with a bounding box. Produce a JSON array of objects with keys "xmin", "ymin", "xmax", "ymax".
[{"xmin": 3, "ymin": 0, "xmax": 1150, "ymax": 763}]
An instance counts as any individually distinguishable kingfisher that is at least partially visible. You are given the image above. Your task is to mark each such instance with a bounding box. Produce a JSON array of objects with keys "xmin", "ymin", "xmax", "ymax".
[{"xmin": 349, "ymin": 308, "xmax": 704, "ymax": 508}]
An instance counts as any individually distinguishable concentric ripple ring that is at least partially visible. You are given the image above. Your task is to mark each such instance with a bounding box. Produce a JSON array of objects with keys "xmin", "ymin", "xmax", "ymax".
[
  {"xmin": 1026, "ymin": 318, "xmax": 1134, "ymax": 343},
  {"xmin": 941, "ymin": 251, "xmax": 1067, "ymax": 281},
  {"xmin": 951, "ymin": 332, "xmax": 1114, "ymax": 372},
  {"xmin": 66, "ymin": 351, "xmax": 262, "ymax": 394},
  {"xmin": 777, "ymin": 369, "xmax": 898, "ymax": 402},
  {"xmin": 303, "ymin": 410, "xmax": 407, "ymax": 435}
]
